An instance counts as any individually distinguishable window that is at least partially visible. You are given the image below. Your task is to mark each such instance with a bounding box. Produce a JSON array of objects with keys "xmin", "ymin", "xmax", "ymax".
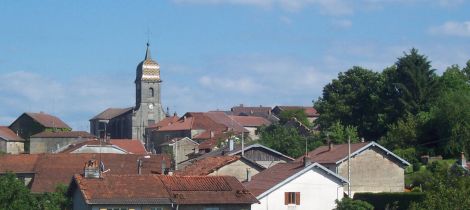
[
  {"xmin": 149, "ymin": 87, "xmax": 154, "ymax": 97},
  {"xmin": 284, "ymin": 192, "xmax": 300, "ymax": 205}
]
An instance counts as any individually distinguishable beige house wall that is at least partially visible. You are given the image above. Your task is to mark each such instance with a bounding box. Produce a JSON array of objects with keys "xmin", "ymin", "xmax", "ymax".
[
  {"xmin": 337, "ymin": 148, "xmax": 405, "ymax": 195},
  {"xmin": 209, "ymin": 159, "xmax": 261, "ymax": 182}
]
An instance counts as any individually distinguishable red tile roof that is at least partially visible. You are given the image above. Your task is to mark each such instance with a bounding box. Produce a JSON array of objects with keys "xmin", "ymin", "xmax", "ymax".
[
  {"xmin": 0, "ymin": 154, "xmax": 40, "ymax": 173},
  {"xmin": 158, "ymin": 112, "xmax": 226, "ymax": 132},
  {"xmin": 90, "ymin": 107, "xmax": 133, "ymax": 120},
  {"xmin": 229, "ymin": 116, "xmax": 271, "ymax": 127},
  {"xmin": 71, "ymin": 174, "xmax": 258, "ymax": 205},
  {"xmin": 205, "ymin": 112, "xmax": 247, "ymax": 133},
  {"xmin": 149, "ymin": 115, "xmax": 180, "ymax": 129},
  {"xmin": 160, "ymin": 175, "xmax": 258, "ymax": 204},
  {"xmin": 296, "ymin": 142, "xmax": 370, "ymax": 164},
  {"xmin": 231, "ymin": 105, "xmax": 272, "ymax": 116},
  {"xmin": 197, "ymin": 132, "xmax": 230, "ymax": 150},
  {"xmin": 0, "ymin": 153, "xmax": 170, "ymax": 193},
  {"xmin": 244, "ymin": 162, "xmax": 306, "ymax": 196},
  {"xmin": 30, "ymin": 131, "xmax": 95, "ymax": 138},
  {"xmin": 109, "ymin": 139, "xmax": 147, "ymax": 154},
  {"xmin": 176, "ymin": 156, "xmax": 240, "ymax": 176},
  {"xmin": 23, "ymin": 112, "xmax": 70, "ymax": 129},
  {"xmin": 0, "ymin": 126, "xmax": 24, "ymax": 141}
]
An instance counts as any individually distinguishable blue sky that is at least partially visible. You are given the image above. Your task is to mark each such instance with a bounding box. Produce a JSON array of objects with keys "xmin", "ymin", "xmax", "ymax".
[{"xmin": 1, "ymin": 0, "xmax": 469, "ymax": 130}]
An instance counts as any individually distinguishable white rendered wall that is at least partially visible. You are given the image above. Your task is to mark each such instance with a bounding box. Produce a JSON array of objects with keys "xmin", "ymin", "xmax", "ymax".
[{"xmin": 252, "ymin": 167, "xmax": 344, "ymax": 210}]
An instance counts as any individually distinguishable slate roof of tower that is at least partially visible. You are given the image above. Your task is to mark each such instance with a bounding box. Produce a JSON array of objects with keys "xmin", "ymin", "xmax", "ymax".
[
  {"xmin": 90, "ymin": 107, "xmax": 133, "ymax": 120},
  {"xmin": 0, "ymin": 153, "xmax": 170, "ymax": 193},
  {"xmin": 70, "ymin": 174, "xmax": 258, "ymax": 205},
  {"xmin": 0, "ymin": 126, "xmax": 24, "ymax": 141},
  {"xmin": 14, "ymin": 112, "xmax": 71, "ymax": 129}
]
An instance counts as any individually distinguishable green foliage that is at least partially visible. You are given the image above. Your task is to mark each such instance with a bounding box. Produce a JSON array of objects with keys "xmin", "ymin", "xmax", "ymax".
[
  {"xmin": 258, "ymin": 124, "xmax": 321, "ymax": 158},
  {"xmin": 314, "ymin": 66, "xmax": 387, "ymax": 140},
  {"xmin": 0, "ymin": 173, "xmax": 70, "ymax": 210},
  {"xmin": 325, "ymin": 121, "xmax": 359, "ymax": 144},
  {"xmin": 335, "ymin": 197, "xmax": 374, "ymax": 210},
  {"xmin": 409, "ymin": 165, "xmax": 470, "ymax": 210},
  {"xmin": 353, "ymin": 192, "xmax": 425, "ymax": 210},
  {"xmin": 392, "ymin": 48, "xmax": 438, "ymax": 116},
  {"xmin": 393, "ymin": 147, "xmax": 418, "ymax": 166},
  {"xmin": 0, "ymin": 173, "xmax": 37, "ymax": 210},
  {"xmin": 279, "ymin": 109, "xmax": 310, "ymax": 127}
]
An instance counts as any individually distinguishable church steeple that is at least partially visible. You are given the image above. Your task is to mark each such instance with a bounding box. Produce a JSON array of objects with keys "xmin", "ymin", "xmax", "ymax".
[{"xmin": 145, "ymin": 42, "xmax": 151, "ymax": 60}]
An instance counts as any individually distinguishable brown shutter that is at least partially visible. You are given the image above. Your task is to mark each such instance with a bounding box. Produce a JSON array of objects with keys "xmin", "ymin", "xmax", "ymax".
[
  {"xmin": 285, "ymin": 192, "xmax": 289, "ymax": 205},
  {"xmin": 295, "ymin": 192, "xmax": 300, "ymax": 205}
]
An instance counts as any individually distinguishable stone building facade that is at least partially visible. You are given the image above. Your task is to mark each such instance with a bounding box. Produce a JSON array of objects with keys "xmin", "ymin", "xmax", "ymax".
[{"xmin": 90, "ymin": 43, "xmax": 165, "ymax": 144}]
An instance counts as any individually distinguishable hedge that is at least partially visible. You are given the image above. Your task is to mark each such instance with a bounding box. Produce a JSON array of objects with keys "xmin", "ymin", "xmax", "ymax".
[{"xmin": 353, "ymin": 192, "xmax": 426, "ymax": 210}]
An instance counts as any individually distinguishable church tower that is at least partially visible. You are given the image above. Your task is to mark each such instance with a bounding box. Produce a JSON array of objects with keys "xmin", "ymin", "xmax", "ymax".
[{"xmin": 133, "ymin": 43, "xmax": 165, "ymax": 142}]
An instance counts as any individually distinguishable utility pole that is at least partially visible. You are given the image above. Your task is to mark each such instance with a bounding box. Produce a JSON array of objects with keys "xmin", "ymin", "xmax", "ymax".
[{"xmin": 348, "ymin": 135, "xmax": 351, "ymax": 197}]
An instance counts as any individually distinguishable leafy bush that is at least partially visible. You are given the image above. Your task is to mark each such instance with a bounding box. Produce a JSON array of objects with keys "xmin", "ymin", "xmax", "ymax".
[{"xmin": 353, "ymin": 192, "xmax": 425, "ymax": 210}]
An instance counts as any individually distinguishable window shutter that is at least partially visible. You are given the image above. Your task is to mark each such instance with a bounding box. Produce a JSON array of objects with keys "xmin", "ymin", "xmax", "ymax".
[
  {"xmin": 295, "ymin": 192, "xmax": 300, "ymax": 205},
  {"xmin": 284, "ymin": 192, "xmax": 289, "ymax": 205}
]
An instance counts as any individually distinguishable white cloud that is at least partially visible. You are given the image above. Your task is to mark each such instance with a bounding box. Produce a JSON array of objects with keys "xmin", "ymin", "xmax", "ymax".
[{"xmin": 430, "ymin": 21, "xmax": 470, "ymax": 37}]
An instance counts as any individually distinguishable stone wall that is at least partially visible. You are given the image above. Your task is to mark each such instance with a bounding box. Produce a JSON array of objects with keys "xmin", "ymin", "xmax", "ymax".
[
  {"xmin": 30, "ymin": 137, "xmax": 83, "ymax": 154},
  {"xmin": 210, "ymin": 159, "xmax": 261, "ymax": 182},
  {"xmin": 337, "ymin": 147, "xmax": 405, "ymax": 195}
]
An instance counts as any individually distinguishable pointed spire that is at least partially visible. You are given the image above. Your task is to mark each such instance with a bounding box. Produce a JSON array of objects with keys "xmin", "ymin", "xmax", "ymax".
[{"xmin": 144, "ymin": 42, "xmax": 151, "ymax": 60}]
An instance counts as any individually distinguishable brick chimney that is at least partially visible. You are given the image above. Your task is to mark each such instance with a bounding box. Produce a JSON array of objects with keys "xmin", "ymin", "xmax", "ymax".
[{"xmin": 84, "ymin": 159, "xmax": 100, "ymax": 178}]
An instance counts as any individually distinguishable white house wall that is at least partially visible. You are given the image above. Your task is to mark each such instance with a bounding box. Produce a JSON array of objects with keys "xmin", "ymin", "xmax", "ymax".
[{"xmin": 252, "ymin": 167, "xmax": 344, "ymax": 210}]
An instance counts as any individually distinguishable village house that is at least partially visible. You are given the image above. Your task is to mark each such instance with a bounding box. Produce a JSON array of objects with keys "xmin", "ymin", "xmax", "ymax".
[
  {"xmin": 176, "ymin": 155, "xmax": 265, "ymax": 182},
  {"xmin": 29, "ymin": 131, "xmax": 96, "ymax": 154},
  {"xmin": 0, "ymin": 153, "xmax": 170, "ymax": 193},
  {"xmin": 230, "ymin": 104, "xmax": 279, "ymax": 123},
  {"xmin": 57, "ymin": 138, "xmax": 148, "ymax": 154},
  {"xmin": 197, "ymin": 143, "xmax": 294, "ymax": 169},
  {"xmin": 244, "ymin": 159, "xmax": 348, "ymax": 210},
  {"xmin": 228, "ymin": 115, "xmax": 271, "ymax": 140},
  {"xmin": 159, "ymin": 137, "xmax": 199, "ymax": 169},
  {"xmin": 8, "ymin": 112, "xmax": 71, "ymax": 152},
  {"xmin": 68, "ymin": 172, "xmax": 258, "ymax": 210},
  {"xmin": 298, "ymin": 141, "xmax": 410, "ymax": 196},
  {"xmin": 0, "ymin": 126, "xmax": 25, "ymax": 154}
]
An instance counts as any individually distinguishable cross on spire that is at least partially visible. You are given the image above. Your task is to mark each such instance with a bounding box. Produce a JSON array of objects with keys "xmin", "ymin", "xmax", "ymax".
[{"xmin": 144, "ymin": 42, "xmax": 151, "ymax": 60}]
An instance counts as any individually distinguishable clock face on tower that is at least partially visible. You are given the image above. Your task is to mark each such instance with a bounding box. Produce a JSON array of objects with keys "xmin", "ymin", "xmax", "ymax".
[{"xmin": 148, "ymin": 103, "xmax": 154, "ymax": 110}]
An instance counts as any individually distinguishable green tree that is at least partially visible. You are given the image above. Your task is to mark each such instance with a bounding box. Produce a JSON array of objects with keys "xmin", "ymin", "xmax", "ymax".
[
  {"xmin": 390, "ymin": 48, "xmax": 438, "ymax": 116},
  {"xmin": 0, "ymin": 173, "xmax": 38, "ymax": 210},
  {"xmin": 259, "ymin": 125, "xmax": 320, "ymax": 158},
  {"xmin": 279, "ymin": 109, "xmax": 310, "ymax": 127},
  {"xmin": 335, "ymin": 197, "xmax": 374, "ymax": 210},
  {"xmin": 325, "ymin": 121, "xmax": 359, "ymax": 144},
  {"xmin": 314, "ymin": 66, "xmax": 386, "ymax": 140},
  {"xmin": 36, "ymin": 184, "xmax": 71, "ymax": 210}
]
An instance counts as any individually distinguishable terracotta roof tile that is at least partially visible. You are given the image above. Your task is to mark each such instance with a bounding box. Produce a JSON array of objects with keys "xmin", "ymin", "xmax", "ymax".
[
  {"xmin": 296, "ymin": 142, "xmax": 370, "ymax": 164},
  {"xmin": 109, "ymin": 139, "xmax": 147, "ymax": 154},
  {"xmin": 24, "ymin": 112, "xmax": 70, "ymax": 129},
  {"xmin": 31, "ymin": 131, "xmax": 95, "ymax": 138},
  {"xmin": 0, "ymin": 153, "xmax": 170, "ymax": 193},
  {"xmin": 231, "ymin": 105, "xmax": 272, "ymax": 116},
  {"xmin": 149, "ymin": 116, "xmax": 180, "ymax": 129},
  {"xmin": 72, "ymin": 174, "xmax": 258, "ymax": 205},
  {"xmin": 244, "ymin": 162, "xmax": 306, "ymax": 196},
  {"xmin": 205, "ymin": 112, "xmax": 247, "ymax": 133},
  {"xmin": 0, "ymin": 126, "xmax": 24, "ymax": 141},
  {"xmin": 158, "ymin": 112, "xmax": 226, "ymax": 132},
  {"xmin": 0, "ymin": 154, "xmax": 40, "ymax": 173},
  {"xmin": 229, "ymin": 116, "xmax": 271, "ymax": 127},
  {"xmin": 176, "ymin": 156, "xmax": 240, "ymax": 176},
  {"xmin": 90, "ymin": 107, "xmax": 133, "ymax": 120}
]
